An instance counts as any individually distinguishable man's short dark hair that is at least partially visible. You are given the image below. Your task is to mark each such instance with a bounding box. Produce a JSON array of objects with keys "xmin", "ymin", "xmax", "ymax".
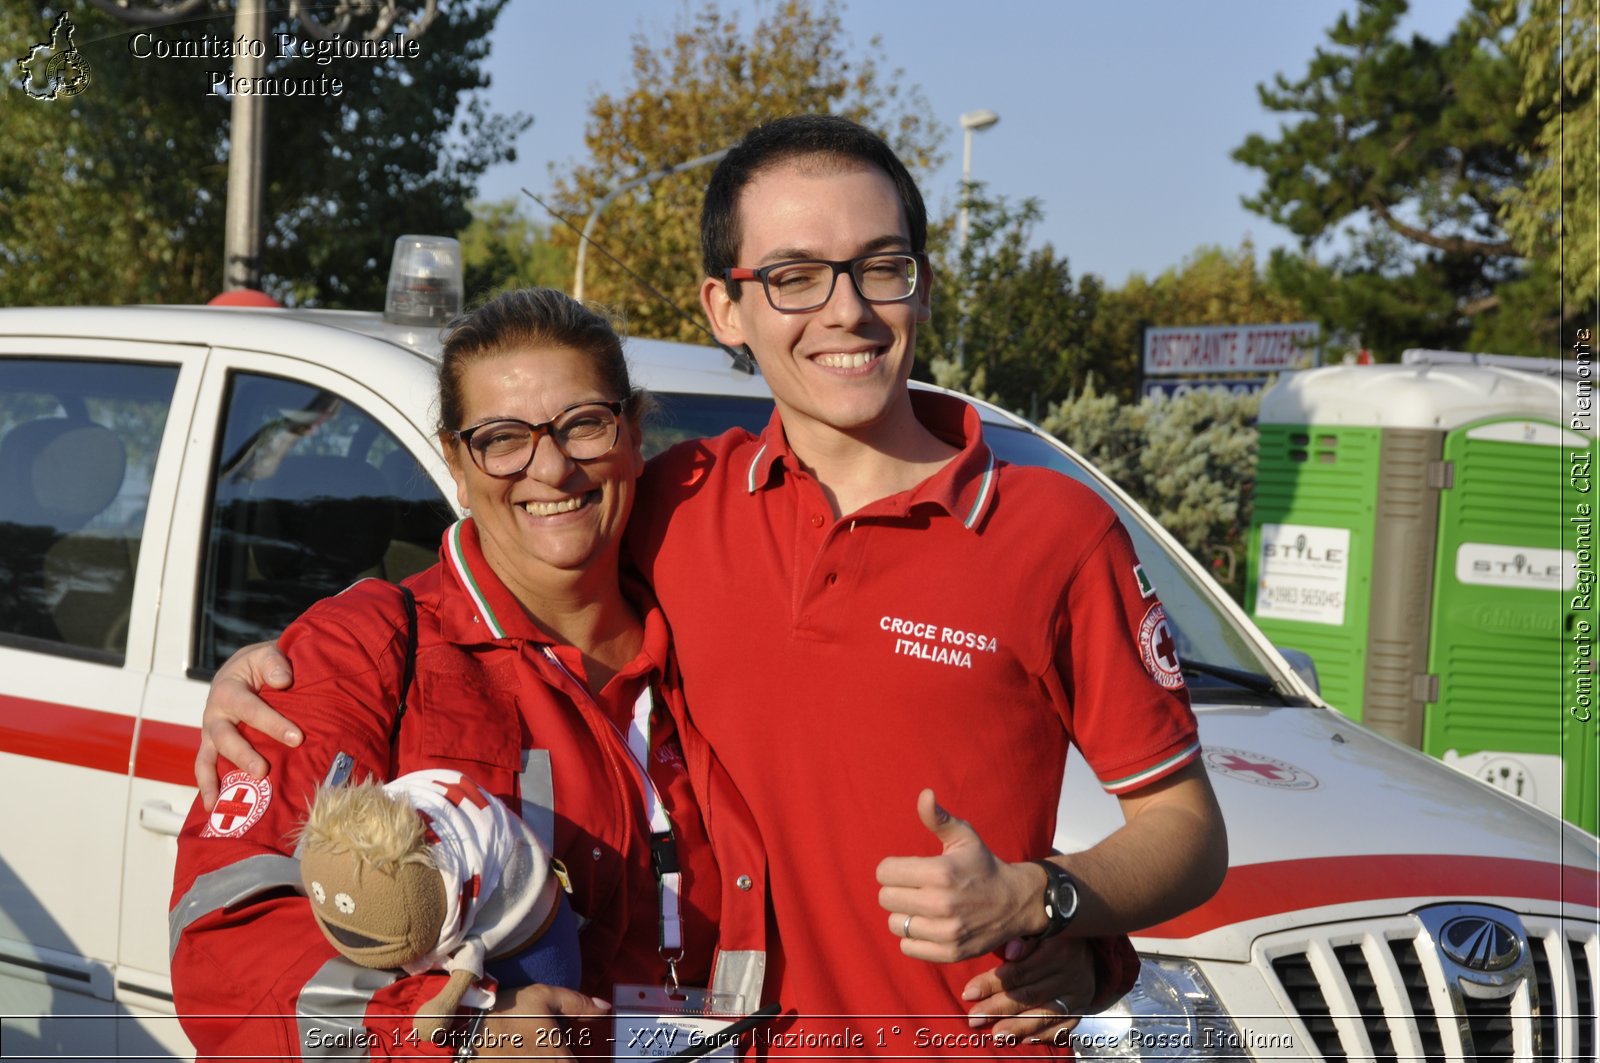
[{"xmin": 700, "ymin": 114, "xmax": 928, "ymax": 294}]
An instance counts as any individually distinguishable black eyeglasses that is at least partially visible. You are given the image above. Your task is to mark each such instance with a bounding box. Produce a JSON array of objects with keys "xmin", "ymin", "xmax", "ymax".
[
  {"xmin": 453, "ymin": 400, "xmax": 624, "ymax": 477},
  {"xmin": 725, "ymin": 252, "xmax": 926, "ymax": 313}
]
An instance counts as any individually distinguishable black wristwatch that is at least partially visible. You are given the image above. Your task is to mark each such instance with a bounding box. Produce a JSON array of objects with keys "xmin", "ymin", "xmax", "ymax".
[{"xmin": 1032, "ymin": 860, "xmax": 1080, "ymax": 939}]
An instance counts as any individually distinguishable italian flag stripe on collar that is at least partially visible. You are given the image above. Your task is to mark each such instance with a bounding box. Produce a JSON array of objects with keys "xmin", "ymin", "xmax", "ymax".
[
  {"xmin": 446, "ymin": 519, "xmax": 506, "ymax": 639},
  {"xmin": 963, "ymin": 449, "xmax": 996, "ymax": 530}
]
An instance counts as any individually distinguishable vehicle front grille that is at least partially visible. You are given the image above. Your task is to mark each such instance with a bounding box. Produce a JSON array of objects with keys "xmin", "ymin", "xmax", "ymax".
[{"xmin": 1259, "ymin": 909, "xmax": 1597, "ymax": 1060}]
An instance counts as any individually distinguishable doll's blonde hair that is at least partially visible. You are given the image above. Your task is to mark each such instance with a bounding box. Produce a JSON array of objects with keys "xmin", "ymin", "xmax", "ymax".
[{"xmin": 299, "ymin": 780, "xmax": 436, "ymax": 874}]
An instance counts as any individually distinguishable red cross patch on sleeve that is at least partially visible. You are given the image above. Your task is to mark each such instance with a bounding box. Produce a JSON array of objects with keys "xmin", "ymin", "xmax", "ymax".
[
  {"xmin": 1137, "ymin": 604, "xmax": 1185, "ymax": 689},
  {"xmin": 200, "ymin": 771, "xmax": 273, "ymax": 838}
]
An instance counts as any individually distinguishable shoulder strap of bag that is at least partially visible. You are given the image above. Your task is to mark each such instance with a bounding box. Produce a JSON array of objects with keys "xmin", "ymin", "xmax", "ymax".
[{"xmin": 393, "ymin": 583, "xmax": 419, "ymax": 733}]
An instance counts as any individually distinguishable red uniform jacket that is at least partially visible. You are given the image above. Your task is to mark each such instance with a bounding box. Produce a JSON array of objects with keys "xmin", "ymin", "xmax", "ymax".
[{"xmin": 170, "ymin": 520, "xmax": 768, "ymax": 1060}]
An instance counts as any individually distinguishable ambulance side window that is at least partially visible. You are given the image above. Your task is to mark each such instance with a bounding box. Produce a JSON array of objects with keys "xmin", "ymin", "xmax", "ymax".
[
  {"xmin": 194, "ymin": 372, "xmax": 454, "ymax": 674},
  {"xmin": 0, "ymin": 358, "xmax": 179, "ymax": 663}
]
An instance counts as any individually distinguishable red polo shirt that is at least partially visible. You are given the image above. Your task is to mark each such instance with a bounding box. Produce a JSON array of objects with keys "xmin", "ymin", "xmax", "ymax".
[{"xmin": 628, "ymin": 392, "xmax": 1199, "ymax": 1055}]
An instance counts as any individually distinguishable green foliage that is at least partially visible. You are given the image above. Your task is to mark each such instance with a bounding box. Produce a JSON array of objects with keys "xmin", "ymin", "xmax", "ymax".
[
  {"xmin": 553, "ymin": 0, "xmax": 943, "ymax": 342},
  {"xmin": 1043, "ymin": 384, "xmax": 1261, "ymax": 601},
  {"xmin": 1, "ymin": 4, "xmax": 222, "ymax": 304},
  {"xmin": 1500, "ymin": 0, "xmax": 1597, "ymax": 315},
  {"xmin": 925, "ymin": 190, "xmax": 1304, "ymax": 412},
  {"xmin": 1263, "ymin": 232, "xmax": 1465, "ymax": 357},
  {"xmin": 922, "ymin": 190, "xmax": 1102, "ymax": 418},
  {"xmin": 0, "ymin": 1, "xmax": 523, "ymax": 307},
  {"xmin": 1233, "ymin": 0, "xmax": 1566, "ymax": 357},
  {"xmin": 459, "ymin": 199, "xmax": 570, "ymax": 304}
]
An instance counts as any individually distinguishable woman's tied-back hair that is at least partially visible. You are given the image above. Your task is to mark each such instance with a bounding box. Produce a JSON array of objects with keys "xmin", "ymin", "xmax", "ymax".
[
  {"xmin": 299, "ymin": 780, "xmax": 435, "ymax": 875},
  {"xmin": 700, "ymin": 114, "xmax": 929, "ymax": 294},
  {"xmin": 436, "ymin": 287, "xmax": 651, "ymax": 436}
]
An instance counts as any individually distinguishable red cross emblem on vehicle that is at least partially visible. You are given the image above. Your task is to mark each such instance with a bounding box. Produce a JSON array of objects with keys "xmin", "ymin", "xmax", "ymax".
[
  {"xmin": 201, "ymin": 771, "xmax": 272, "ymax": 837},
  {"xmin": 1202, "ymin": 746, "xmax": 1319, "ymax": 790},
  {"xmin": 1216, "ymin": 754, "xmax": 1286, "ymax": 780}
]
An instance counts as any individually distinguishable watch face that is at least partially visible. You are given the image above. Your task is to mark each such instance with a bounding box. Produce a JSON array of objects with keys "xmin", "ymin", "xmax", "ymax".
[
  {"xmin": 1047, "ymin": 870, "xmax": 1078, "ymax": 922},
  {"xmin": 1057, "ymin": 878, "xmax": 1078, "ymax": 918}
]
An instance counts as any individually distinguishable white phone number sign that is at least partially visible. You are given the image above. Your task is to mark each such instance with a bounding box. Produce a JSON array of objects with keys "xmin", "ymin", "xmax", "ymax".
[{"xmin": 1255, "ymin": 523, "xmax": 1351, "ymax": 626}]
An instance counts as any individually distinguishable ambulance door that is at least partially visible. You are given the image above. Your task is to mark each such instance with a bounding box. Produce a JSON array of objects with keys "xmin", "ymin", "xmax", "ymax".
[
  {"xmin": 0, "ymin": 340, "xmax": 197, "ymax": 1058},
  {"xmin": 123, "ymin": 348, "xmax": 454, "ymax": 1052}
]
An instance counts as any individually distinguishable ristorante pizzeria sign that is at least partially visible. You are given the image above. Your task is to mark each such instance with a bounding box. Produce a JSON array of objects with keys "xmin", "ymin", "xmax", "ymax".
[{"xmin": 1144, "ymin": 322, "xmax": 1320, "ymax": 377}]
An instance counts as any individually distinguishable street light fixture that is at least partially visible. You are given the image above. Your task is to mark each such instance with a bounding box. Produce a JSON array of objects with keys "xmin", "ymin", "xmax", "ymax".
[
  {"xmin": 957, "ymin": 108, "xmax": 1000, "ymax": 257},
  {"xmin": 573, "ymin": 148, "xmax": 730, "ymax": 302}
]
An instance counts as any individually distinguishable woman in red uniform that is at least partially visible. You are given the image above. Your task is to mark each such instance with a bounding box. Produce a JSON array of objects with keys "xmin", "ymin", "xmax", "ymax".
[{"xmin": 170, "ymin": 289, "xmax": 767, "ymax": 1059}]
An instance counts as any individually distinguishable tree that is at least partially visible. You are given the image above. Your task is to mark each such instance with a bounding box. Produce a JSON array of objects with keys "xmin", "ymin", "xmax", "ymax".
[
  {"xmin": 551, "ymin": 0, "xmax": 942, "ymax": 342},
  {"xmin": 926, "ymin": 195, "xmax": 1304, "ymax": 412},
  {"xmin": 0, "ymin": 2, "xmax": 524, "ymax": 307},
  {"xmin": 1036, "ymin": 244, "xmax": 1295, "ymax": 599},
  {"xmin": 1043, "ymin": 385, "xmax": 1262, "ymax": 602},
  {"xmin": 460, "ymin": 199, "xmax": 570, "ymax": 303},
  {"xmin": 1233, "ymin": 0, "xmax": 1561, "ymax": 357},
  {"xmin": 1500, "ymin": 0, "xmax": 1598, "ymax": 314},
  {"xmin": 922, "ymin": 191, "xmax": 1103, "ymax": 419}
]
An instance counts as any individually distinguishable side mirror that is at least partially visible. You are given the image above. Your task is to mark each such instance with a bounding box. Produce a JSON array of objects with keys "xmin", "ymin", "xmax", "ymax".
[{"xmin": 1275, "ymin": 647, "xmax": 1321, "ymax": 696}]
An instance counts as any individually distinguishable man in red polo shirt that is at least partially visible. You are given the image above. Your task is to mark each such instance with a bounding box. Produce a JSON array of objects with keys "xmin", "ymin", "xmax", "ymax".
[
  {"xmin": 196, "ymin": 116, "xmax": 1226, "ymax": 1055},
  {"xmin": 625, "ymin": 115, "xmax": 1226, "ymax": 1053}
]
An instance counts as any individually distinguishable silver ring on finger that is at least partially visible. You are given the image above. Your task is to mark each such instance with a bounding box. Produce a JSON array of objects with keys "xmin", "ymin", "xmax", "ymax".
[
  {"xmin": 902, "ymin": 914, "xmax": 914, "ymax": 939},
  {"xmin": 1051, "ymin": 996, "xmax": 1072, "ymax": 1015}
]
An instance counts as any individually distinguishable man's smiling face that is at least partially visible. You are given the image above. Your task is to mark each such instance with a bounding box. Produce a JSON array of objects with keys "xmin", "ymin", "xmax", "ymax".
[{"xmin": 703, "ymin": 159, "xmax": 932, "ymax": 441}]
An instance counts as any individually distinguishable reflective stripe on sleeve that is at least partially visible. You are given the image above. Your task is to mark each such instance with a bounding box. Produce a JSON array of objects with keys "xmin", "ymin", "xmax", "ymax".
[
  {"xmin": 168, "ymin": 853, "xmax": 303, "ymax": 960},
  {"xmin": 296, "ymin": 957, "xmax": 399, "ymax": 1059}
]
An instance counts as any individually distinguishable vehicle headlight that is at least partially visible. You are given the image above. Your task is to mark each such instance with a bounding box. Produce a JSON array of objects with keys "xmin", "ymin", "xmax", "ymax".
[{"xmin": 1071, "ymin": 958, "xmax": 1244, "ymax": 1059}]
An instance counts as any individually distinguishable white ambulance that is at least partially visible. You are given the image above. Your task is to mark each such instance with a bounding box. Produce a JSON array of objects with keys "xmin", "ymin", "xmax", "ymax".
[{"xmin": 0, "ymin": 263, "xmax": 1595, "ymax": 1058}]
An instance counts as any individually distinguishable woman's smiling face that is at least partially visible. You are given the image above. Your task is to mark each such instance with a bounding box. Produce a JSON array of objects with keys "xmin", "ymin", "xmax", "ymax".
[{"xmin": 442, "ymin": 345, "xmax": 644, "ymax": 594}]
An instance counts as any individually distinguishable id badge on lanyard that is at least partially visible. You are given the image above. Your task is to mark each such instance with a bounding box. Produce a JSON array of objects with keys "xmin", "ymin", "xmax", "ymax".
[
  {"xmin": 603, "ymin": 681, "xmax": 754, "ymax": 1055},
  {"xmin": 613, "ymin": 983, "xmax": 746, "ymax": 1060}
]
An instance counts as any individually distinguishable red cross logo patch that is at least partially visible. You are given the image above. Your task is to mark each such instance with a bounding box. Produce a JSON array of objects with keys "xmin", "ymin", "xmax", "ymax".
[
  {"xmin": 1137, "ymin": 604, "xmax": 1185, "ymax": 689},
  {"xmin": 201, "ymin": 771, "xmax": 272, "ymax": 837}
]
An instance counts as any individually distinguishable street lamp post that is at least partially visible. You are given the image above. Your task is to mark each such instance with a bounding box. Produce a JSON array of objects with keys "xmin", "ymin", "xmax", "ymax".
[
  {"xmin": 572, "ymin": 148, "xmax": 730, "ymax": 303},
  {"xmin": 222, "ymin": 0, "xmax": 267, "ymax": 291},
  {"xmin": 956, "ymin": 109, "xmax": 999, "ymax": 369},
  {"xmin": 957, "ymin": 108, "xmax": 1000, "ymax": 259}
]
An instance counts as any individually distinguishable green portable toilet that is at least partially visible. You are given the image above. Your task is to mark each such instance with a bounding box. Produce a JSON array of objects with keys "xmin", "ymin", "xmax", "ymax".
[{"xmin": 1247, "ymin": 353, "xmax": 1596, "ymax": 832}]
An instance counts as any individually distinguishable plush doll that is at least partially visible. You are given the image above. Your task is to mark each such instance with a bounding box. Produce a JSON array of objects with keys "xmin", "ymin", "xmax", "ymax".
[{"xmin": 298, "ymin": 768, "xmax": 581, "ymax": 1040}]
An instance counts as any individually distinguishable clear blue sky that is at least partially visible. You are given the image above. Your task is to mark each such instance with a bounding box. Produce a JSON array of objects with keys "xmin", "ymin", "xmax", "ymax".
[{"xmin": 475, "ymin": 0, "xmax": 1466, "ymax": 287}]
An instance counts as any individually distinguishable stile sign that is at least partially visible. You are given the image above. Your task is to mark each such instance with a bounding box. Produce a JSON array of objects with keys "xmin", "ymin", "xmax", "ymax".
[{"xmin": 1144, "ymin": 322, "xmax": 1320, "ymax": 377}]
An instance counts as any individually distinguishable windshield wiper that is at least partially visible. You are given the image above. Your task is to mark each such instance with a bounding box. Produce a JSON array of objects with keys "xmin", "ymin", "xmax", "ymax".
[{"xmin": 1180, "ymin": 659, "xmax": 1297, "ymax": 703}]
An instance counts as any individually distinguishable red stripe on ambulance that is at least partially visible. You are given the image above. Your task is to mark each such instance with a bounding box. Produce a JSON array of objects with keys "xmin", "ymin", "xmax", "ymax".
[
  {"xmin": 1142, "ymin": 854, "xmax": 1600, "ymax": 938},
  {"xmin": 0, "ymin": 693, "xmax": 197, "ymax": 786}
]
